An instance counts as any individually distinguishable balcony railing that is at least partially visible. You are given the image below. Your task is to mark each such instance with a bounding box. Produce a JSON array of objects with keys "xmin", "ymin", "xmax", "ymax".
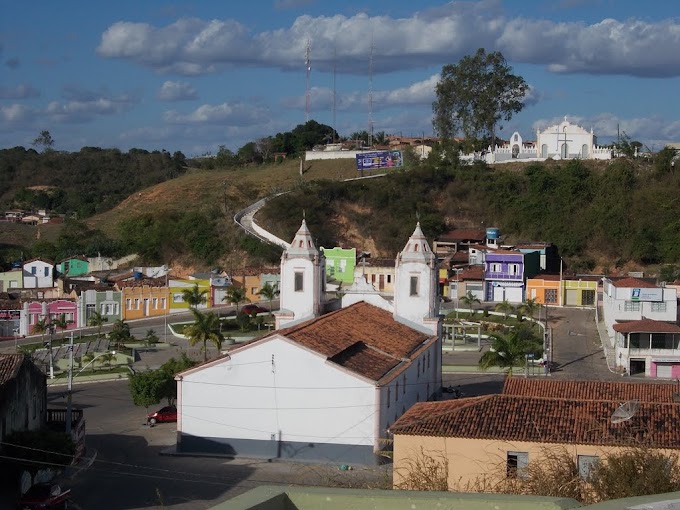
[{"xmin": 485, "ymin": 272, "xmax": 523, "ymax": 280}]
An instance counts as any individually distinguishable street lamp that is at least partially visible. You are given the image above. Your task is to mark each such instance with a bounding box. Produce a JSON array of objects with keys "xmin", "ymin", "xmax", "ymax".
[
  {"xmin": 13, "ymin": 328, "xmax": 19, "ymax": 353},
  {"xmin": 47, "ymin": 322, "xmax": 55, "ymax": 380}
]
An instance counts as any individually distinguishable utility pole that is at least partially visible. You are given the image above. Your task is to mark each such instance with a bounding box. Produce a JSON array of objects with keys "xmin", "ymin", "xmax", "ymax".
[
  {"xmin": 66, "ymin": 332, "xmax": 74, "ymax": 435},
  {"xmin": 48, "ymin": 322, "xmax": 55, "ymax": 380}
]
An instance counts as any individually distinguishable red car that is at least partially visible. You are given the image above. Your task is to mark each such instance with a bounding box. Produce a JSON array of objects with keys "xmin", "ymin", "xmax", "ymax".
[
  {"xmin": 147, "ymin": 405, "xmax": 177, "ymax": 425},
  {"xmin": 18, "ymin": 483, "xmax": 71, "ymax": 509},
  {"xmin": 240, "ymin": 304, "xmax": 268, "ymax": 315}
]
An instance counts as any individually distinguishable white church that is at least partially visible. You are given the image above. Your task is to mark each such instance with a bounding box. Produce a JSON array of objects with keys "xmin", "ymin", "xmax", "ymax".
[
  {"xmin": 175, "ymin": 220, "xmax": 442, "ymax": 464},
  {"xmin": 472, "ymin": 116, "xmax": 613, "ymax": 164}
]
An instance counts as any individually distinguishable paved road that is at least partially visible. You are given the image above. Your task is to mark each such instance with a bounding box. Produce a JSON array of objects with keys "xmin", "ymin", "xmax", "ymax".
[{"xmin": 48, "ymin": 381, "xmax": 388, "ymax": 510}]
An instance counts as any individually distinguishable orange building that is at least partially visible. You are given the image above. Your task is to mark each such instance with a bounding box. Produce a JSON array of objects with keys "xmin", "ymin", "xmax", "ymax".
[
  {"xmin": 525, "ymin": 274, "xmax": 561, "ymax": 305},
  {"xmin": 116, "ymin": 278, "xmax": 170, "ymax": 320}
]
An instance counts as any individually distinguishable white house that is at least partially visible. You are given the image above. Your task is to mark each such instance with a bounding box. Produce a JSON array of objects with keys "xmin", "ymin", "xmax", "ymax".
[
  {"xmin": 602, "ymin": 277, "xmax": 678, "ymax": 339},
  {"xmin": 175, "ymin": 221, "xmax": 442, "ymax": 464},
  {"xmin": 22, "ymin": 258, "xmax": 55, "ymax": 289},
  {"xmin": 612, "ymin": 318, "xmax": 680, "ymax": 378}
]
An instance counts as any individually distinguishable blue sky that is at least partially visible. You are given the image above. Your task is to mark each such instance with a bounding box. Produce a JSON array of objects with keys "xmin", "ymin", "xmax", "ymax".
[{"xmin": 2, "ymin": 0, "xmax": 680, "ymax": 156}]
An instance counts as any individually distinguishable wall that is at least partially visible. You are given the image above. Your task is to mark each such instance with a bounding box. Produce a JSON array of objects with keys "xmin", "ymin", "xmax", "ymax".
[
  {"xmin": 0, "ymin": 356, "xmax": 46, "ymax": 442},
  {"xmin": 563, "ymin": 279, "xmax": 598, "ymax": 307},
  {"xmin": 178, "ymin": 336, "xmax": 377, "ymax": 463},
  {"xmin": 169, "ymin": 279, "xmax": 211, "ymax": 310},
  {"xmin": 321, "ymin": 247, "xmax": 356, "ymax": 284},
  {"xmin": 0, "ymin": 270, "xmax": 23, "ymax": 291},
  {"xmin": 526, "ymin": 278, "xmax": 560, "ymax": 305},
  {"xmin": 230, "ymin": 275, "xmax": 262, "ymax": 304},
  {"xmin": 121, "ymin": 286, "xmax": 169, "ymax": 320},
  {"xmin": 305, "ymin": 150, "xmax": 370, "ymax": 161},
  {"xmin": 22, "ymin": 261, "xmax": 53, "ymax": 288}
]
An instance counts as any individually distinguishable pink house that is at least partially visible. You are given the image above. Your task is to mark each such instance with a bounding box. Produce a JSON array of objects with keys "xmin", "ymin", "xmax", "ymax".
[{"xmin": 21, "ymin": 299, "xmax": 78, "ymax": 337}]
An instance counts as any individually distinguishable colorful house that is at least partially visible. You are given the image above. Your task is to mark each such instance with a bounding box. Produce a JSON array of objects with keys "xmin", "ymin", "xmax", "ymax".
[
  {"xmin": 20, "ymin": 299, "xmax": 78, "ymax": 337},
  {"xmin": 320, "ymin": 247, "xmax": 356, "ymax": 284},
  {"xmin": 56, "ymin": 256, "xmax": 89, "ymax": 277},
  {"xmin": 116, "ymin": 278, "xmax": 169, "ymax": 320},
  {"xmin": 450, "ymin": 266, "xmax": 485, "ymax": 302},
  {"xmin": 231, "ymin": 272, "xmax": 265, "ymax": 304},
  {"xmin": 22, "ymin": 258, "xmax": 55, "ymax": 289},
  {"xmin": 76, "ymin": 286, "xmax": 122, "ymax": 327},
  {"xmin": 0, "ymin": 269, "xmax": 23, "ymax": 292},
  {"xmin": 353, "ymin": 258, "xmax": 395, "ymax": 293},
  {"xmin": 613, "ymin": 319, "xmax": 680, "ymax": 377},
  {"xmin": 562, "ymin": 276, "xmax": 599, "ymax": 307},
  {"xmin": 484, "ymin": 250, "xmax": 540, "ymax": 303},
  {"xmin": 526, "ymin": 274, "xmax": 561, "ymax": 305},
  {"xmin": 169, "ymin": 279, "xmax": 211, "ymax": 311}
]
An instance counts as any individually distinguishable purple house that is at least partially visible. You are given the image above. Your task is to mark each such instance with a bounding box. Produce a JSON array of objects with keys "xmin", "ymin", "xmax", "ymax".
[{"xmin": 484, "ymin": 250, "xmax": 540, "ymax": 303}]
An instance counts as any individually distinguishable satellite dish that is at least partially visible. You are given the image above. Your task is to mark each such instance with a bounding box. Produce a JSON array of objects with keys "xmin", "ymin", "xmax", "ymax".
[{"xmin": 611, "ymin": 400, "xmax": 639, "ymax": 424}]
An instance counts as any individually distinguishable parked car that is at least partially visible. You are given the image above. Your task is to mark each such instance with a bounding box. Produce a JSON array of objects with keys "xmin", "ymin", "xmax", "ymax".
[
  {"xmin": 240, "ymin": 304, "xmax": 268, "ymax": 315},
  {"xmin": 147, "ymin": 405, "xmax": 177, "ymax": 425},
  {"xmin": 18, "ymin": 483, "xmax": 71, "ymax": 509}
]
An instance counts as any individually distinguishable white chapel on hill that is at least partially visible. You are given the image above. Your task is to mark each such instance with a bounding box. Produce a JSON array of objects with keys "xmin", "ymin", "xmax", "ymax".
[{"xmin": 175, "ymin": 220, "xmax": 443, "ymax": 464}]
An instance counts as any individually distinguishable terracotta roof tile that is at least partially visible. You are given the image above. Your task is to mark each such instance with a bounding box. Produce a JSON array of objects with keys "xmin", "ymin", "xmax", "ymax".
[
  {"xmin": 116, "ymin": 277, "xmax": 166, "ymax": 288},
  {"xmin": 391, "ymin": 394, "xmax": 680, "ymax": 448},
  {"xmin": 611, "ymin": 277, "xmax": 658, "ymax": 288},
  {"xmin": 437, "ymin": 229, "xmax": 486, "ymax": 242},
  {"xmin": 457, "ymin": 266, "xmax": 484, "ymax": 281},
  {"xmin": 0, "ymin": 354, "xmax": 24, "ymax": 387},
  {"xmin": 613, "ymin": 319, "xmax": 680, "ymax": 334},
  {"xmin": 503, "ymin": 377, "xmax": 680, "ymax": 403},
  {"xmin": 277, "ymin": 302, "xmax": 433, "ymax": 382}
]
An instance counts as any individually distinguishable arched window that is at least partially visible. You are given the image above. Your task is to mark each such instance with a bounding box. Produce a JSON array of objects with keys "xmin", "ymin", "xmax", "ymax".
[
  {"xmin": 541, "ymin": 144, "xmax": 548, "ymax": 158},
  {"xmin": 512, "ymin": 144, "xmax": 520, "ymax": 158},
  {"xmin": 581, "ymin": 144, "xmax": 588, "ymax": 158}
]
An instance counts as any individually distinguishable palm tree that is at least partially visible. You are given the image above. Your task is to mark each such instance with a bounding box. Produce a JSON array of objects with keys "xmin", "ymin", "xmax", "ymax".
[
  {"xmin": 88, "ymin": 311, "xmax": 108, "ymax": 339},
  {"xmin": 181, "ymin": 284, "xmax": 208, "ymax": 310},
  {"xmin": 224, "ymin": 286, "xmax": 250, "ymax": 314},
  {"xmin": 81, "ymin": 353, "xmax": 94, "ymax": 372},
  {"xmin": 257, "ymin": 282, "xmax": 279, "ymax": 313},
  {"xmin": 185, "ymin": 309, "xmax": 224, "ymax": 362},
  {"xmin": 32, "ymin": 317, "xmax": 49, "ymax": 344},
  {"xmin": 460, "ymin": 291, "xmax": 481, "ymax": 317},
  {"xmin": 520, "ymin": 298, "xmax": 539, "ymax": 328},
  {"xmin": 52, "ymin": 313, "xmax": 71, "ymax": 340},
  {"xmin": 99, "ymin": 352, "xmax": 116, "ymax": 371},
  {"xmin": 109, "ymin": 319, "xmax": 132, "ymax": 349},
  {"xmin": 478, "ymin": 329, "xmax": 542, "ymax": 376},
  {"xmin": 495, "ymin": 299, "xmax": 514, "ymax": 320}
]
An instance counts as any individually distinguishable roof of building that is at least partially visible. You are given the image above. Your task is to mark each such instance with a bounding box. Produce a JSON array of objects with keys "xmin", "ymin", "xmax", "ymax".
[
  {"xmin": 0, "ymin": 354, "xmax": 24, "ymax": 387},
  {"xmin": 57, "ymin": 255, "xmax": 88, "ymax": 264},
  {"xmin": 23, "ymin": 257, "xmax": 54, "ymax": 265},
  {"xmin": 273, "ymin": 301, "xmax": 433, "ymax": 383},
  {"xmin": 356, "ymin": 258, "xmax": 395, "ymax": 269},
  {"xmin": 390, "ymin": 393, "xmax": 680, "ymax": 448},
  {"xmin": 436, "ymin": 229, "xmax": 486, "ymax": 242},
  {"xmin": 486, "ymin": 249, "xmax": 523, "ymax": 256},
  {"xmin": 613, "ymin": 319, "xmax": 680, "ymax": 334},
  {"xmin": 456, "ymin": 266, "xmax": 484, "ymax": 281},
  {"xmin": 115, "ymin": 277, "xmax": 167, "ymax": 288},
  {"xmin": 610, "ymin": 277, "xmax": 658, "ymax": 289},
  {"xmin": 515, "ymin": 243, "xmax": 552, "ymax": 250},
  {"xmin": 528, "ymin": 273, "xmax": 561, "ymax": 281},
  {"xmin": 502, "ymin": 377, "xmax": 680, "ymax": 403}
]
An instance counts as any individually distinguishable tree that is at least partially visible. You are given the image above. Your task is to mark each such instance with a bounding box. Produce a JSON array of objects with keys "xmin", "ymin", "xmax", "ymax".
[
  {"xmin": 158, "ymin": 354, "xmax": 196, "ymax": 405},
  {"xmin": 257, "ymin": 282, "xmax": 279, "ymax": 314},
  {"xmin": 433, "ymin": 48, "xmax": 528, "ymax": 149},
  {"xmin": 224, "ymin": 286, "xmax": 250, "ymax": 313},
  {"xmin": 98, "ymin": 352, "xmax": 116, "ymax": 371},
  {"xmin": 129, "ymin": 369, "xmax": 165, "ymax": 415},
  {"xmin": 478, "ymin": 328, "xmax": 542, "ymax": 376},
  {"xmin": 32, "ymin": 317, "xmax": 49, "ymax": 344},
  {"xmin": 520, "ymin": 298, "xmax": 540, "ymax": 326},
  {"xmin": 88, "ymin": 311, "xmax": 108, "ymax": 338},
  {"xmin": 109, "ymin": 319, "xmax": 132, "ymax": 349},
  {"xmin": 184, "ymin": 309, "xmax": 225, "ymax": 362},
  {"xmin": 32, "ymin": 130, "xmax": 54, "ymax": 151},
  {"xmin": 495, "ymin": 299, "xmax": 515, "ymax": 320},
  {"xmin": 143, "ymin": 329, "xmax": 159, "ymax": 347},
  {"xmin": 81, "ymin": 353, "xmax": 94, "ymax": 372},
  {"xmin": 460, "ymin": 291, "xmax": 481, "ymax": 316},
  {"xmin": 181, "ymin": 284, "xmax": 208, "ymax": 310},
  {"xmin": 52, "ymin": 313, "xmax": 71, "ymax": 340}
]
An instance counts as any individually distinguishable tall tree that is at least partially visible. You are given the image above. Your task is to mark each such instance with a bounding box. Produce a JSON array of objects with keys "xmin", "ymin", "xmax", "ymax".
[
  {"xmin": 32, "ymin": 317, "xmax": 49, "ymax": 344},
  {"xmin": 257, "ymin": 282, "xmax": 279, "ymax": 314},
  {"xmin": 32, "ymin": 130, "xmax": 55, "ymax": 152},
  {"xmin": 478, "ymin": 328, "xmax": 542, "ymax": 376},
  {"xmin": 224, "ymin": 286, "xmax": 250, "ymax": 314},
  {"xmin": 109, "ymin": 319, "xmax": 132, "ymax": 349},
  {"xmin": 184, "ymin": 309, "xmax": 224, "ymax": 362},
  {"xmin": 495, "ymin": 299, "xmax": 515, "ymax": 320},
  {"xmin": 181, "ymin": 284, "xmax": 208, "ymax": 310},
  {"xmin": 520, "ymin": 298, "xmax": 540, "ymax": 327},
  {"xmin": 88, "ymin": 311, "xmax": 108, "ymax": 339},
  {"xmin": 52, "ymin": 313, "xmax": 71, "ymax": 340},
  {"xmin": 460, "ymin": 291, "xmax": 481, "ymax": 316},
  {"xmin": 433, "ymin": 48, "xmax": 528, "ymax": 148}
]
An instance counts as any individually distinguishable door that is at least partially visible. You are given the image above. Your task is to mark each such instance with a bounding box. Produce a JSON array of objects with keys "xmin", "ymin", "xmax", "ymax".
[
  {"xmin": 541, "ymin": 144, "xmax": 548, "ymax": 158},
  {"xmin": 378, "ymin": 274, "xmax": 385, "ymax": 291},
  {"xmin": 656, "ymin": 363, "xmax": 673, "ymax": 379},
  {"xmin": 144, "ymin": 298, "xmax": 150, "ymax": 316},
  {"xmin": 505, "ymin": 287, "xmax": 523, "ymax": 303},
  {"xmin": 493, "ymin": 286, "xmax": 504, "ymax": 302},
  {"xmin": 566, "ymin": 289, "xmax": 579, "ymax": 306}
]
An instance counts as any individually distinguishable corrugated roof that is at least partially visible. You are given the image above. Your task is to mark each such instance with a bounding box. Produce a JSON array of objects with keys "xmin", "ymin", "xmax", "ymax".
[
  {"xmin": 613, "ymin": 319, "xmax": 680, "ymax": 334},
  {"xmin": 390, "ymin": 394, "xmax": 680, "ymax": 448}
]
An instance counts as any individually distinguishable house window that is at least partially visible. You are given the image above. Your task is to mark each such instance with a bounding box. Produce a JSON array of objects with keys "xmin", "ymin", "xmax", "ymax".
[
  {"xmin": 490, "ymin": 263, "xmax": 502, "ymax": 273},
  {"xmin": 387, "ymin": 275, "xmax": 392, "ymax": 284},
  {"xmin": 577, "ymin": 455, "xmax": 599, "ymax": 479},
  {"xmin": 160, "ymin": 298, "xmax": 167, "ymax": 309},
  {"xmin": 371, "ymin": 274, "xmax": 376, "ymax": 283},
  {"xmin": 44, "ymin": 267, "xmax": 49, "ymax": 277},
  {"xmin": 508, "ymin": 264, "xmax": 520, "ymax": 276},
  {"xmin": 125, "ymin": 299, "xmax": 132, "ymax": 310},
  {"xmin": 31, "ymin": 266, "xmax": 37, "ymax": 275},
  {"xmin": 582, "ymin": 290, "xmax": 595, "ymax": 306},
  {"xmin": 652, "ymin": 333, "xmax": 673, "ymax": 349},
  {"xmin": 173, "ymin": 293, "xmax": 184, "ymax": 303},
  {"xmin": 134, "ymin": 298, "xmax": 140, "ymax": 309},
  {"xmin": 152, "ymin": 298, "xmax": 158, "ymax": 309},
  {"xmin": 651, "ymin": 302, "xmax": 667, "ymax": 313},
  {"xmin": 251, "ymin": 287, "xmax": 257, "ymax": 295},
  {"xmin": 545, "ymin": 289, "xmax": 558, "ymax": 304},
  {"xmin": 410, "ymin": 276, "xmax": 419, "ymax": 296},
  {"xmin": 507, "ymin": 451, "xmax": 528, "ymax": 478},
  {"xmin": 624, "ymin": 301, "xmax": 641, "ymax": 312},
  {"xmin": 294, "ymin": 272, "xmax": 304, "ymax": 292}
]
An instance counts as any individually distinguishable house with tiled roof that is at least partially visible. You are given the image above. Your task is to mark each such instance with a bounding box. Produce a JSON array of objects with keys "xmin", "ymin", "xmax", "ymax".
[
  {"xmin": 485, "ymin": 249, "xmax": 540, "ymax": 303},
  {"xmin": 612, "ymin": 319, "xmax": 680, "ymax": 378},
  {"xmin": 391, "ymin": 378, "xmax": 680, "ymax": 491},
  {"xmin": 0, "ymin": 354, "xmax": 47, "ymax": 445},
  {"xmin": 602, "ymin": 276, "xmax": 678, "ymax": 340},
  {"xmin": 22, "ymin": 258, "xmax": 55, "ymax": 289},
  {"xmin": 175, "ymin": 221, "xmax": 442, "ymax": 464}
]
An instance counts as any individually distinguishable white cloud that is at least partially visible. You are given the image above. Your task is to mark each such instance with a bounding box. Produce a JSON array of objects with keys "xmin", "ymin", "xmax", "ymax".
[
  {"xmin": 0, "ymin": 84, "xmax": 40, "ymax": 99},
  {"xmin": 96, "ymin": 3, "xmax": 680, "ymax": 78},
  {"xmin": 163, "ymin": 101, "xmax": 269, "ymax": 125},
  {"xmin": 157, "ymin": 80, "xmax": 198, "ymax": 101}
]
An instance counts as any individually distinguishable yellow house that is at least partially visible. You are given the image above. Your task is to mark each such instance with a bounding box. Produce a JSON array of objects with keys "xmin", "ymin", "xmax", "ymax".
[
  {"xmin": 230, "ymin": 274, "xmax": 263, "ymax": 303},
  {"xmin": 525, "ymin": 275, "xmax": 561, "ymax": 305},
  {"xmin": 169, "ymin": 278, "xmax": 211, "ymax": 311},
  {"xmin": 391, "ymin": 378, "xmax": 680, "ymax": 491},
  {"xmin": 353, "ymin": 258, "xmax": 395, "ymax": 293},
  {"xmin": 562, "ymin": 276, "xmax": 599, "ymax": 307},
  {"xmin": 116, "ymin": 278, "xmax": 169, "ymax": 320}
]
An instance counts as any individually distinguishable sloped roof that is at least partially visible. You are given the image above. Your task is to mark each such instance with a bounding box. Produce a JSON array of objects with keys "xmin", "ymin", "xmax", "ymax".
[
  {"xmin": 390, "ymin": 394, "xmax": 680, "ymax": 448},
  {"xmin": 0, "ymin": 354, "xmax": 24, "ymax": 387},
  {"xmin": 613, "ymin": 319, "xmax": 680, "ymax": 334},
  {"xmin": 436, "ymin": 229, "xmax": 486, "ymax": 242},
  {"xmin": 276, "ymin": 301, "xmax": 433, "ymax": 383},
  {"xmin": 457, "ymin": 266, "xmax": 484, "ymax": 281},
  {"xmin": 503, "ymin": 377, "xmax": 680, "ymax": 403},
  {"xmin": 116, "ymin": 277, "xmax": 166, "ymax": 288},
  {"xmin": 610, "ymin": 277, "xmax": 658, "ymax": 288}
]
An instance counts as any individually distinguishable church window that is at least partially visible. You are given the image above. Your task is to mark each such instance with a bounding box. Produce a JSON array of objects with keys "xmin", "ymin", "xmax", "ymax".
[
  {"xmin": 294, "ymin": 272, "xmax": 303, "ymax": 292},
  {"xmin": 410, "ymin": 276, "xmax": 419, "ymax": 296},
  {"xmin": 299, "ymin": 240, "xmax": 303, "ymax": 248}
]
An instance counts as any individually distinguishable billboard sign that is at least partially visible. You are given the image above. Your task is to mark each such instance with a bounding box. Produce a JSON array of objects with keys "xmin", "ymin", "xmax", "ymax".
[
  {"xmin": 630, "ymin": 287, "xmax": 663, "ymax": 302},
  {"xmin": 356, "ymin": 150, "xmax": 403, "ymax": 171}
]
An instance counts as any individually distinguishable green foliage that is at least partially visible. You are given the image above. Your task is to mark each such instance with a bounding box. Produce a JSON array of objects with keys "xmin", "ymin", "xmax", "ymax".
[
  {"xmin": 479, "ymin": 326, "xmax": 543, "ymax": 375},
  {"xmin": 144, "ymin": 329, "xmax": 160, "ymax": 346},
  {"xmin": 181, "ymin": 284, "xmax": 208, "ymax": 309},
  {"xmin": 158, "ymin": 354, "xmax": 196, "ymax": 404},
  {"xmin": 128, "ymin": 369, "xmax": 165, "ymax": 410},
  {"xmin": 433, "ymin": 48, "xmax": 528, "ymax": 147},
  {"xmin": 224, "ymin": 286, "xmax": 250, "ymax": 312},
  {"xmin": 109, "ymin": 319, "xmax": 132, "ymax": 348},
  {"xmin": 4, "ymin": 429, "xmax": 75, "ymax": 472},
  {"xmin": 184, "ymin": 309, "xmax": 224, "ymax": 362}
]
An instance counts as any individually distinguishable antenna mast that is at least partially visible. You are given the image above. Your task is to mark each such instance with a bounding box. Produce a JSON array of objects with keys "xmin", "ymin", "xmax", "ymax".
[
  {"xmin": 332, "ymin": 47, "xmax": 337, "ymax": 143},
  {"xmin": 305, "ymin": 39, "xmax": 311, "ymax": 123},
  {"xmin": 368, "ymin": 36, "xmax": 374, "ymax": 148}
]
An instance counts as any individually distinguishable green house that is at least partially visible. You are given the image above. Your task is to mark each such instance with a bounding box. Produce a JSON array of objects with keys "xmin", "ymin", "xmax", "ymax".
[
  {"xmin": 57, "ymin": 256, "xmax": 89, "ymax": 277},
  {"xmin": 320, "ymin": 247, "xmax": 356, "ymax": 284}
]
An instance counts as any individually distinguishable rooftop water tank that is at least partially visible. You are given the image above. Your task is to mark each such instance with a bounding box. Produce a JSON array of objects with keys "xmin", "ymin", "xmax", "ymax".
[{"xmin": 486, "ymin": 228, "xmax": 500, "ymax": 239}]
